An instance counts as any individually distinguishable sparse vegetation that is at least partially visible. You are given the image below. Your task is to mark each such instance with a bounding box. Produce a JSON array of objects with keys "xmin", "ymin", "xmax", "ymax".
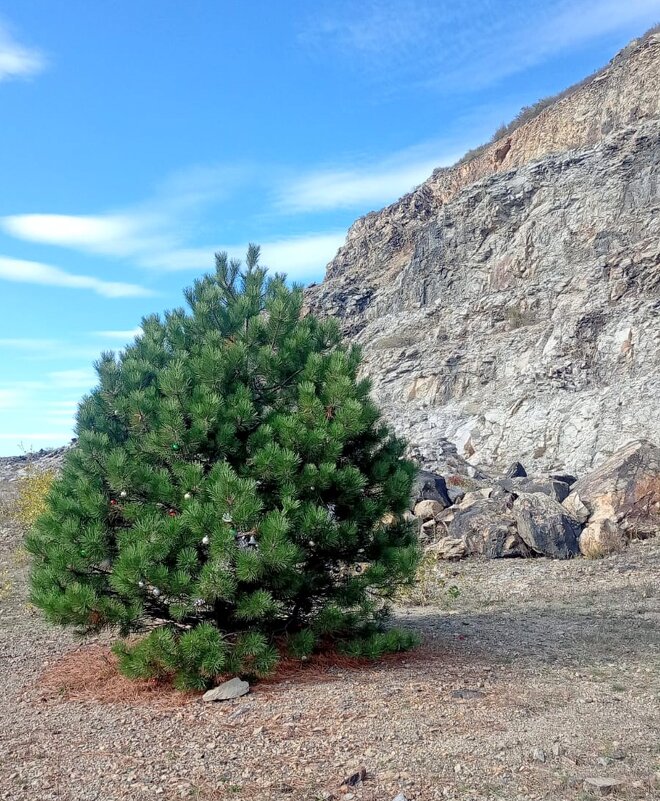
[
  {"xmin": 398, "ymin": 552, "xmax": 463, "ymax": 607},
  {"xmin": 447, "ymin": 23, "xmax": 660, "ymax": 170},
  {"xmin": 6, "ymin": 466, "xmax": 56, "ymax": 531}
]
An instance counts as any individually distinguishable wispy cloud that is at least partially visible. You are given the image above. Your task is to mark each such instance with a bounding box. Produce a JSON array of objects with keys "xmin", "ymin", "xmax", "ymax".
[
  {"xmin": 301, "ymin": 0, "xmax": 660, "ymax": 92},
  {"xmin": 0, "ymin": 19, "xmax": 46, "ymax": 81},
  {"xmin": 300, "ymin": 0, "xmax": 436, "ymax": 64},
  {"xmin": 2, "ymin": 212, "xmax": 176, "ymax": 259},
  {"xmin": 93, "ymin": 327, "xmax": 143, "ymax": 340},
  {"xmin": 1, "ymin": 163, "xmax": 251, "ymax": 261},
  {"xmin": 143, "ymin": 232, "xmax": 347, "ymax": 279},
  {"xmin": 0, "ymin": 256, "xmax": 153, "ymax": 298},
  {"xmin": 1, "ymin": 135, "xmax": 474, "ymax": 279},
  {"xmin": 276, "ymin": 143, "xmax": 458, "ymax": 213},
  {"xmin": 48, "ymin": 368, "xmax": 97, "ymax": 389},
  {"xmin": 0, "ymin": 338, "xmax": 110, "ymax": 362},
  {"xmin": 0, "ymin": 337, "xmax": 60, "ymax": 351}
]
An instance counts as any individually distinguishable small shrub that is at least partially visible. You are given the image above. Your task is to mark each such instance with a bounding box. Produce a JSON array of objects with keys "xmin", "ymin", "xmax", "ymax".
[
  {"xmin": 398, "ymin": 553, "xmax": 463, "ymax": 607},
  {"xmin": 10, "ymin": 467, "xmax": 56, "ymax": 530}
]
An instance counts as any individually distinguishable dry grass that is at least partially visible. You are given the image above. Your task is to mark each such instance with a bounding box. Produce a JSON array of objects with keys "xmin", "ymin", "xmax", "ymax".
[
  {"xmin": 628, "ymin": 474, "xmax": 660, "ymax": 538},
  {"xmin": 451, "ymin": 22, "xmax": 660, "ymax": 169},
  {"xmin": 8, "ymin": 466, "xmax": 56, "ymax": 530}
]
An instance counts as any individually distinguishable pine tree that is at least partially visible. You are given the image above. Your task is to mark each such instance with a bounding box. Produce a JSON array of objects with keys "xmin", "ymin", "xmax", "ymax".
[{"xmin": 27, "ymin": 247, "xmax": 420, "ymax": 689}]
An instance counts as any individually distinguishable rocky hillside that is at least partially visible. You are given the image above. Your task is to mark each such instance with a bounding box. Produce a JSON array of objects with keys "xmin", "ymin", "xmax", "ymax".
[{"xmin": 306, "ymin": 31, "xmax": 660, "ymax": 475}]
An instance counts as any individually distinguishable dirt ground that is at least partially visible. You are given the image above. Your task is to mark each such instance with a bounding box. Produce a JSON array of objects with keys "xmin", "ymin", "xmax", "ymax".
[{"xmin": 1, "ymin": 473, "xmax": 659, "ymax": 801}]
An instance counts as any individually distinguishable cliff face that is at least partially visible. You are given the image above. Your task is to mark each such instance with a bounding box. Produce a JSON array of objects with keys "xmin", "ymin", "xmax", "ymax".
[{"xmin": 306, "ymin": 33, "xmax": 660, "ymax": 475}]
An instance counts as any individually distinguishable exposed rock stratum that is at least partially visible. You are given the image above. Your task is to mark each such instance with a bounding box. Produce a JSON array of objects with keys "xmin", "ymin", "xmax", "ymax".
[{"xmin": 306, "ymin": 32, "xmax": 660, "ymax": 474}]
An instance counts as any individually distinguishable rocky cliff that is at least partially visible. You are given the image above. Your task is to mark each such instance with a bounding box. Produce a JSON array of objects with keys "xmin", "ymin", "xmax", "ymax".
[{"xmin": 306, "ymin": 31, "xmax": 660, "ymax": 475}]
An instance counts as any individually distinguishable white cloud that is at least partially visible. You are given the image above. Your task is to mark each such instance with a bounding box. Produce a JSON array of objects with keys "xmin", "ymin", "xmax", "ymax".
[
  {"xmin": 276, "ymin": 146, "xmax": 456, "ymax": 213},
  {"xmin": 538, "ymin": 0, "xmax": 660, "ymax": 54},
  {"xmin": 144, "ymin": 231, "xmax": 347, "ymax": 279},
  {"xmin": 0, "ymin": 337, "xmax": 60, "ymax": 351},
  {"xmin": 1, "ymin": 164, "xmax": 251, "ymax": 262},
  {"xmin": 300, "ymin": 0, "xmax": 436, "ymax": 61},
  {"xmin": 48, "ymin": 369, "xmax": 97, "ymax": 389},
  {"xmin": 302, "ymin": 0, "xmax": 660, "ymax": 92},
  {"xmin": 0, "ymin": 256, "xmax": 153, "ymax": 298},
  {"xmin": 258, "ymin": 233, "xmax": 347, "ymax": 276},
  {"xmin": 0, "ymin": 20, "xmax": 46, "ymax": 81},
  {"xmin": 2, "ymin": 212, "xmax": 173, "ymax": 259},
  {"xmin": 93, "ymin": 327, "xmax": 143, "ymax": 340}
]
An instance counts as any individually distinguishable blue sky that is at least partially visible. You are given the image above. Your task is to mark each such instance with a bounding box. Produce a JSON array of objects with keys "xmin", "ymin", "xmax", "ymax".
[{"xmin": 1, "ymin": 0, "xmax": 659, "ymax": 455}]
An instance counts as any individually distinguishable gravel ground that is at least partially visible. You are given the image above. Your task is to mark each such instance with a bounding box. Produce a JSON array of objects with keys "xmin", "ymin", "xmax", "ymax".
[{"xmin": 1, "ymin": 467, "xmax": 659, "ymax": 801}]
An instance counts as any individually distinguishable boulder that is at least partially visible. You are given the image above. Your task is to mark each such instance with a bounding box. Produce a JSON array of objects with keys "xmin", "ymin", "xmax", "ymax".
[
  {"xmin": 549, "ymin": 472, "xmax": 577, "ymax": 487},
  {"xmin": 567, "ymin": 440, "xmax": 660, "ymax": 539},
  {"xmin": 513, "ymin": 492, "xmax": 581, "ymax": 559},
  {"xmin": 500, "ymin": 476, "xmax": 571, "ymax": 503},
  {"xmin": 202, "ymin": 677, "xmax": 249, "ymax": 702},
  {"xmin": 425, "ymin": 536, "xmax": 467, "ymax": 560},
  {"xmin": 413, "ymin": 499, "xmax": 444, "ymax": 521},
  {"xmin": 562, "ymin": 491, "xmax": 590, "ymax": 523},
  {"xmin": 505, "ymin": 461, "xmax": 527, "ymax": 478},
  {"xmin": 445, "ymin": 482, "xmax": 466, "ymax": 505},
  {"xmin": 446, "ymin": 497, "xmax": 529, "ymax": 558},
  {"xmin": 582, "ymin": 777, "xmax": 625, "ymax": 795},
  {"xmin": 580, "ymin": 517, "xmax": 625, "ymax": 558},
  {"xmin": 419, "ymin": 518, "xmax": 437, "ymax": 543},
  {"xmin": 410, "ymin": 470, "xmax": 451, "ymax": 510},
  {"xmin": 459, "ymin": 487, "xmax": 494, "ymax": 507}
]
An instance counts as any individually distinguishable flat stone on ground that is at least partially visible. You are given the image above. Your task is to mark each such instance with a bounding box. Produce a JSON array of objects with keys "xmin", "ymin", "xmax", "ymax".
[
  {"xmin": 202, "ymin": 677, "xmax": 249, "ymax": 702},
  {"xmin": 583, "ymin": 776, "xmax": 625, "ymax": 795}
]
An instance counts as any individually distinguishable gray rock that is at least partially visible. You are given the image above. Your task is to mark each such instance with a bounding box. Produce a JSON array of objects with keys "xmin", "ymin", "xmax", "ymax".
[
  {"xmin": 563, "ymin": 491, "xmax": 591, "ymax": 524},
  {"xmin": 459, "ymin": 488, "xmax": 494, "ymax": 506},
  {"xmin": 202, "ymin": 677, "xmax": 249, "ymax": 702},
  {"xmin": 447, "ymin": 497, "xmax": 529, "ymax": 558},
  {"xmin": 305, "ymin": 35, "xmax": 660, "ymax": 477},
  {"xmin": 568, "ymin": 440, "xmax": 660, "ymax": 539},
  {"xmin": 582, "ymin": 777, "xmax": 625, "ymax": 795},
  {"xmin": 425, "ymin": 536, "xmax": 467, "ymax": 561},
  {"xmin": 506, "ymin": 461, "xmax": 527, "ymax": 478},
  {"xmin": 550, "ymin": 473, "xmax": 577, "ymax": 487},
  {"xmin": 513, "ymin": 493, "xmax": 581, "ymax": 559},
  {"xmin": 500, "ymin": 477, "xmax": 571, "ymax": 503},
  {"xmin": 410, "ymin": 470, "xmax": 451, "ymax": 509},
  {"xmin": 446, "ymin": 484, "xmax": 466, "ymax": 505},
  {"xmin": 532, "ymin": 748, "xmax": 546, "ymax": 763}
]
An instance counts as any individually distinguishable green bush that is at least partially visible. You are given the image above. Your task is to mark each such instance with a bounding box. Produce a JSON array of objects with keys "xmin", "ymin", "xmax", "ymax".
[{"xmin": 27, "ymin": 247, "xmax": 420, "ymax": 689}]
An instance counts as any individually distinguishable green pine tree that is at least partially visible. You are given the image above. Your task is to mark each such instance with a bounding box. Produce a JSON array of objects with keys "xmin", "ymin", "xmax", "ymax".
[{"xmin": 27, "ymin": 246, "xmax": 420, "ymax": 689}]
